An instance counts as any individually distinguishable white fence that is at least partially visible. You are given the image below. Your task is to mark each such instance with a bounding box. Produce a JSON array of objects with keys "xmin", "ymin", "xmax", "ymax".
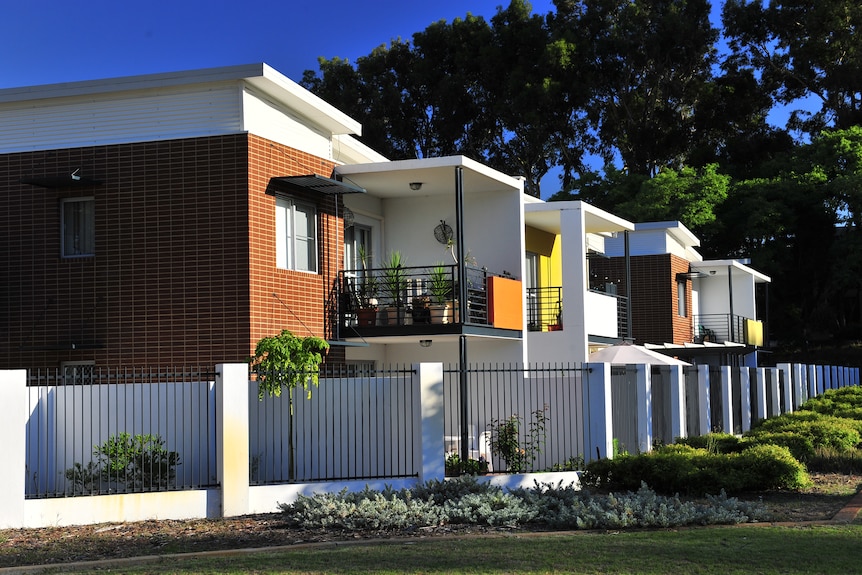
[{"xmin": 0, "ymin": 361, "xmax": 858, "ymax": 529}]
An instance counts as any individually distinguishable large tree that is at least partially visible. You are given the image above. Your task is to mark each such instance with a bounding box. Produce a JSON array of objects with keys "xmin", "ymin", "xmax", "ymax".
[
  {"xmin": 723, "ymin": 0, "xmax": 862, "ymax": 134},
  {"xmin": 550, "ymin": 0, "xmax": 719, "ymax": 177}
]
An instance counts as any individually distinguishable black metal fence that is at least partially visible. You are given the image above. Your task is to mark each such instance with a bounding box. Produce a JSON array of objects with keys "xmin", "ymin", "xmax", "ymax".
[
  {"xmin": 249, "ymin": 365, "xmax": 418, "ymax": 483},
  {"xmin": 25, "ymin": 367, "xmax": 218, "ymax": 499},
  {"xmin": 443, "ymin": 364, "xmax": 586, "ymax": 474}
]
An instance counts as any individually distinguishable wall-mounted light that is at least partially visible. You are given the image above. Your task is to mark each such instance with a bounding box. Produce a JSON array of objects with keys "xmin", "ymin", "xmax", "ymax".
[
  {"xmin": 709, "ymin": 270, "xmax": 716, "ymax": 275},
  {"xmin": 409, "ymin": 182, "xmax": 423, "ymax": 190},
  {"xmin": 419, "ymin": 339, "xmax": 432, "ymax": 348}
]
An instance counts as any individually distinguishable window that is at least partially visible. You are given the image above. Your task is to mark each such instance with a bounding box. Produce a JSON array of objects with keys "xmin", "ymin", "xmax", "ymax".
[
  {"xmin": 276, "ymin": 197, "xmax": 317, "ymax": 272},
  {"xmin": 61, "ymin": 197, "xmax": 95, "ymax": 257},
  {"xmin": 677, "ymin": 280, "xmax": 687, "ymax": 317}
]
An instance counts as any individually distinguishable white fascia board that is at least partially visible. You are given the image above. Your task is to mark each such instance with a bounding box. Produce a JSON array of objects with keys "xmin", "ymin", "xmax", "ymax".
[
  {"xmin": 332, "ymin": 134, "xmax": 389, "ymax": 165},
  {"xmin": 692, "ymin": 259, "xmax": 772, "ymax": 283},
  {"xmin": 634, "ymin": 220, "xmax": 700, "ymax": 249},
  {"xmin": 0, "ymin": 63, "xmax": 361, "ymax": 137},
  {"xmin": 525, "ymin": 200, "xmax": 635, "ymax": 234}
]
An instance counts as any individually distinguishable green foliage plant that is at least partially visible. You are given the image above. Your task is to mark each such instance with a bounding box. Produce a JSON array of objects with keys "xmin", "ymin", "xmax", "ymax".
[
  {"xmin": 95, "ymin": 432, "xmax": 180, "ymax": 490},
  {"xmin": 427, "ymin": 262, "xmax": 453, "ymax": 304},
  {"xmin": 278, "ymin": 477, "xmax": 769, "ymax": 531},
  {"xmin": 356, "ymin": 244, "xmax": 378, "ymax": 308},
  {"xmin": 381, "ymin": 250, "xmax": 407, "ymax": 307},
  {"xmin": 487, "ymin": 406, "xmax": 549, "ymax": 473},
  {"xmin": 581, "ymin": 443, "xmax": 810, "ymax": 496},
  {"xmin": 444, "ymin": 453, "xmax": 489, "ymax": 477},
  {"xmin": 249, "ymin": 329, "xmax": 330, "ymax": 480},
  {"xmin": 65, "ymin": 432, "xmax": 180, "ymax": 494}
]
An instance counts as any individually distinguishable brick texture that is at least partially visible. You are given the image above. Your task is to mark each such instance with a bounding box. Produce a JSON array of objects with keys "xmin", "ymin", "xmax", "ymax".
[{"xmin": 0, "ymin": 134, "xmax": 344, "ymax": 369}]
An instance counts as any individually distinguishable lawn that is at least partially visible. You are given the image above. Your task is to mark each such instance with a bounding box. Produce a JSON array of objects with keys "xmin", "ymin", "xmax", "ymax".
[{"xmin": 52, "ymin": 524, "xmax": 862, "ymax": 574}]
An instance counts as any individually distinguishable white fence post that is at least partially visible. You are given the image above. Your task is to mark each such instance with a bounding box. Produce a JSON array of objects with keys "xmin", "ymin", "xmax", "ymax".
[
  {"xmin": 0, "ymin": 370, "xmax": 26, "ymax": 529},
  {"xmin": 635, "ymin": 364, "xmax": 652, "ymax": 453},
  {"xmin": 768, "ymin": 368, "xmax": 781, "ymax": 416},
  {"xmin": 216, "ymin": 363, "xmax": 250, "ymax": 518},
  {"xmin": 697, "ymin": 365, "xmax": 711, "ymax": 435},
  {"xmin": 795, "ymin": 364, "xmax": 807, "ymax": 406},
  {"xmin": 754, "ymin": 368, "xmax": 768, "ymax": 423},
  {"xmin": 739, "ymin": 368, "xmax": 752, "ymax": 433},
  {"xmin": 807, "ymin": 365, "xmax": 818, "ymax": 398},
  {"xmin": 414, "ymin": 363, "xmax": 445, "ymax": 483},
  {"xmin": 832, "ymin": 365, "xmax": 839, "ymax": 389},
  {"xmin": 584, "ymin": 363, "xmax": 613, "ymax": 461},
  {"xmin": 668, "ymin": 365, "xmax": 685, "ymax": 441},
  {"xmin": 777, "ymin": 363, "xmax": 793, "ymax": 413},
  {"xmin": 720, "ymin": 366, "xmax": 733, "ymax": 434}
]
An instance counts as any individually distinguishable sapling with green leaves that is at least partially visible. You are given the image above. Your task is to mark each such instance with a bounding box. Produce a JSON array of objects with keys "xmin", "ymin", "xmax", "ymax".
[{"xmin": 249, "ymin": 329, "xmax": 329, "ymax": 480}]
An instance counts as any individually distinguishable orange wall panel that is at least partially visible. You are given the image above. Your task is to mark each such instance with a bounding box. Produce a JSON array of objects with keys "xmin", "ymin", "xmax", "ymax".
[{"xmin": 488, "ymin": 276, "xmax": 523, "ymax": 331}]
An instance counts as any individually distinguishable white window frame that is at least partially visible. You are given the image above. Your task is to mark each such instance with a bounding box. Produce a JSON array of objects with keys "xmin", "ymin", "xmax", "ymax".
[
  {"xmin": 61, "ymin": 197, "xmax": 95, "ymax": 258},
  {"xmin": 276, "ymin": 197, "xmax": 318, "ymax": 272},
  {"xmin": 677, "ymin": 280, "xmax": 688, "ymax": 317}
]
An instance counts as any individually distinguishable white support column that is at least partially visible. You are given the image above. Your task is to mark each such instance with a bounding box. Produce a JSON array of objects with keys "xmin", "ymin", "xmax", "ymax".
[
  {"xmin": 768, "ymin": 368, "xmax": 781, "ymax": 416},
  {"xmin": 634, "ymin": 364, "xmax": 652, "ymax": 453},
  {"xmin": 777, "ymin": 363, "xmax": 793, "ymax": 413},
  {"xmin": 739, "ymin": 368, "xmax": 752, "ymax": 433},
  {"xmin": 0, "ymin": 370, "xmax": 26, "ymax": 529},
  {"xmin": 668, "ymin": 365, "xmax": 686, "ymax": 441},
  {"xmin": 754, "ymin": 368, "xmax": 768, "ymax": 423},
  {"xmin": 720, "ymin": 366, "xmax": 733, "ymax": 434},
  {"xmin": 697, "ymin": 365, "xmax": 711, "ymax": 435},
  {"xmin": 560, "ymin": 206, "xmax": 589, "ymax": 363},
  {"xmin": 584, "ymin": 363, "xmax": 614, "ymax": 461},
  {"xmin": 414, "ymin": 363, "xmax": 445, "ymax": 482},
  {"xmin": 216, "ymin": 363, "xmax": 250, "ymax": 518}
]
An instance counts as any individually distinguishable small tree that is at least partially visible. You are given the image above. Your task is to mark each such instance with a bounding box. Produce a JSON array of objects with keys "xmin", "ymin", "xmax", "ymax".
[{"xmin": 249, "ymin": 329, "xmax": 329, "ymax": 480}]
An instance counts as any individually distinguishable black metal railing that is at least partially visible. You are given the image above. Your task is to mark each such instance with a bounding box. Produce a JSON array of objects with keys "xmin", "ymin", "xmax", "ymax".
[
  {"xmin": 25, "ymin": 367, "xmax": 218, "ymax": 498},
  {"xmin": 694, "ymin": 314, "xmax": 754, "ymax": 344},
  {"xmin": 337, "ymin": 264, "xmax": 491, "ymax": 329},
  {"xmin": 526, "ymin": 286, "xmax": 563, "ymax": 331},
  {"xmin": 249, "ymin": 365, "xmax": 418, "ymax": 483},
  {"xmin": 443, "ymin": 363, "xmax": 586, "ymax": 474}
]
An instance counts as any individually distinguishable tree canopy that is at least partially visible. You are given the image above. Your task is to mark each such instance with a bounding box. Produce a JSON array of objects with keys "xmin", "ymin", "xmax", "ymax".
[{"xmin": 299, "ymin": 0, "xmax": 862, "ymax": 345}]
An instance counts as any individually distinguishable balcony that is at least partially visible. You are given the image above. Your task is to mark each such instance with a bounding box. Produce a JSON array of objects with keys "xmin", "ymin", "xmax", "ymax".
[
  {"xmin": 526, "ymin": 286, "xmax": 562, "ymax": 332},
  {"xmin": 335, "ymin": 264, "xmax": 522, "ymax": 339},
  {"xmin": 694, "ymin": 314, "xmax": 764, "ymax": 346}
]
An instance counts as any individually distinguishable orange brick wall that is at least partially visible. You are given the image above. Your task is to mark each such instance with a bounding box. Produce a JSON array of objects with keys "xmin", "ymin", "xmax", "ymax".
[{"xmin": 0, "ymin": 134, "xmax": 344, "ymax": 369}]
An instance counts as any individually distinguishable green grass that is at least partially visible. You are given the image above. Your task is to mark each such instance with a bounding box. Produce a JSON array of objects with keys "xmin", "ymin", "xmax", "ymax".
[{"xmin": 53, "ymin": 525, "xmax": 862, "ymax": 574}]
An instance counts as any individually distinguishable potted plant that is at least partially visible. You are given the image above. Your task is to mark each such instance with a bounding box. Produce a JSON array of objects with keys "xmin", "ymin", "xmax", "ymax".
[
  {"xmin": 427, "ymin": 262, "xmax": 452, "ymax": 324},
  {"xmin": 355, "ymin": 245, "xmax": 378, "ymax": 326},
  {"xmin": 381, "ymin": 250, "xmax": 407, "ymax": 325},
  {"xmin": 548, "ymin": 300, "xmax": 563, "ymax": 331}
]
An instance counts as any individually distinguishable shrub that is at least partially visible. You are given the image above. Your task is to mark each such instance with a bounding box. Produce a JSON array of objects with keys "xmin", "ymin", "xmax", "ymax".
[
  {"xmin": 582, "ymin": 443, "xmax": 810, "ymax": 496},
  {"xmin": 279, "ymin": 479, "xmax": 769, "ymax": 531},
  {"xmin": 806, "ymin": 446, "xmax": 862, "ymax": 474},
  {"xmin": 745, "ymin": 411, "xmax": 861, "ymax": 460},
  {"xmin": 444, "ymin": 453, "xmax": 489, "ymax": 477},
  {"xmin": 676, "ymin": 433, "xmax": 743, "ymax": 454},
  {"xmin": 96, "ymin": 432, "xmax": 180, "ymax": 490}
]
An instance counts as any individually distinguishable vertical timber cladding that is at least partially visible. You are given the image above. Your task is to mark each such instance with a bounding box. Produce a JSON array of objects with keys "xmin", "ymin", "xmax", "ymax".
[
  {"xmin": 590, "ymin": 253, "xmax": 693, "ymax": 346},
  {"xmin": 0, "ymin": 135, "xmax": 254, "ymax": 369},
  {"xmin": 246, "ymin": 135, "xmax": 343, "ymax": 363}
]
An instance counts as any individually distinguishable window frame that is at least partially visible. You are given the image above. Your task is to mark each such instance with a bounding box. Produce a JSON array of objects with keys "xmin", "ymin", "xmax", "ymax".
[
  {"xmin": 275, "ymin": 196, "xmax": 318, "ymax": 273},
  {"xmin": 60, "ymin": 196, "xmax": 95, "ymax": 258}
]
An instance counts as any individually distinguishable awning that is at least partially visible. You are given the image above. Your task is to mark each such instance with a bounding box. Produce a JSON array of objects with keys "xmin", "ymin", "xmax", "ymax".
[
  {"xmin": 644, "ymin": 341, "xmax": 755, "ymax": 358},
  {"xmin": 269, "ymin": 174, "xmax": 366, "ymax": 195}
]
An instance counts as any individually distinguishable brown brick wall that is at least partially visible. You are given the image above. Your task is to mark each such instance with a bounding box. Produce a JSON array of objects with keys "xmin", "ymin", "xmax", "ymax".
[
  {"xmin": 590, "ymin": 254, "xmax": 693, "ymax": 345},
  {"xmin": 0, "ymin": 134, "xmax": 344, "ymax": 369}
]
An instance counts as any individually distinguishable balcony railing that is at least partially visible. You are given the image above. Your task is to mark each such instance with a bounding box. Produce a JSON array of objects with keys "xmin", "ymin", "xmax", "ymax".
[
  {"xmin": 526, "ymin": 286, "xmax": 562, "ymax": 332},
  {"xmin": 337, "ymin": 264, "xmax": 491, "ymax": 330},
  {"xmin": 694, "ymin": 314, "xmax": 763, "ymax": 345}
]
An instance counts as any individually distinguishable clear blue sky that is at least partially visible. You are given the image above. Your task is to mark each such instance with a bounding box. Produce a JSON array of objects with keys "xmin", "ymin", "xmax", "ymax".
[
  {"xmin": 1, "ymin": 0, "xmax": 555, "ymax": 89},
  {"xmin": 2, "ymin": 0, "xmax": 802, "ymax": 198}
]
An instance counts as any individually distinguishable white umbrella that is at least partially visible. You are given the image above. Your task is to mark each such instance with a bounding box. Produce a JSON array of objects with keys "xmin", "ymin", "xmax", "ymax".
[{"xmin": 589, "ymin": 343, "xmax": 691, "ymax": 366}]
